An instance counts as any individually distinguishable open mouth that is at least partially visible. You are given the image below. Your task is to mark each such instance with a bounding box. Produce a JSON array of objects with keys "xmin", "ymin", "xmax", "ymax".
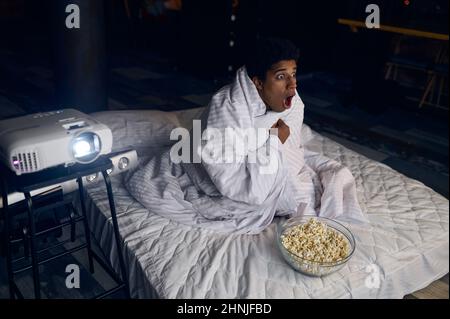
[{"xmin": 284, "ymin": 95, "xmax": 295, "ymax": 108}]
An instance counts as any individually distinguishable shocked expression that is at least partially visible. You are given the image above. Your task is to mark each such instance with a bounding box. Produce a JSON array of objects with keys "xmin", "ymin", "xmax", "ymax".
[{"xmin": 252, "ymin": 59, "xmax": 297, "ymax": 113}]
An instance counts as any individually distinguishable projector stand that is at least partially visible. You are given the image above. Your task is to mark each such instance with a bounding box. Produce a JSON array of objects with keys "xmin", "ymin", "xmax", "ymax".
[{"xmin": 0, "ymin": 157, "xmax": 130, "ymax": 299}]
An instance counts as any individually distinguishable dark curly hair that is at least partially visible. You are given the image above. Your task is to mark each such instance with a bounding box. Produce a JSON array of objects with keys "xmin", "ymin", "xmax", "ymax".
[{"xmin": 245, "ymin": 37, "xmax": 300, "ymax": 81}]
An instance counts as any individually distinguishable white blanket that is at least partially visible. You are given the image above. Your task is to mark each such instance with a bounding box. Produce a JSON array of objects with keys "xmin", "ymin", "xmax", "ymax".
[
  {"xmin": 125, "ymin": 67, "xmax": 367, "ymax": 234},
  {"xmin": 86, "ymin": 107, "xmax": 448, "ymax": 299}
]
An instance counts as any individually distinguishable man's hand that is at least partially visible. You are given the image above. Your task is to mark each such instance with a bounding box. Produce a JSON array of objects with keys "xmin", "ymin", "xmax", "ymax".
[{"xmin": 270, "ymin": 119, "xmax": 290, "ymax": 144}]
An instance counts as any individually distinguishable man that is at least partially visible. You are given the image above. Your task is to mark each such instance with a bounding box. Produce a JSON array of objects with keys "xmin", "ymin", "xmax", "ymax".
[
  {"xmin": 248, "ymin": 39, "xmax": 297, "ymax": 147},
  {"xmin": 126, "ymin": 37, "xmax": 366, "ymax": 234}
]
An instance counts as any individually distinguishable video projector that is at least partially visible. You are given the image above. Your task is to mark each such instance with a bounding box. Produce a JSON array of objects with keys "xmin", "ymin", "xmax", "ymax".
[
  {"xmin": 0, "ymin": 109, "xmax": 139, "ymax": 208},
  {"xmin": 0, "ymin": 109, "xmax": 113, "ymax": 175}
]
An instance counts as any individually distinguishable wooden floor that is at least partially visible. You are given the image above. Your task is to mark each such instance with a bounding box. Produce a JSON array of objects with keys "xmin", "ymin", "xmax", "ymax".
[{"xmin": 405, "ymin": 274, "xmax": 449, "ymax": 299}]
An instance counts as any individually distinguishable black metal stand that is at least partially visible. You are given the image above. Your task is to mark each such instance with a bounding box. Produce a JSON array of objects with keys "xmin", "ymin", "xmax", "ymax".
[{"xmin": 0, "ymin": 157, "xmax": 130, "ymax": 299}]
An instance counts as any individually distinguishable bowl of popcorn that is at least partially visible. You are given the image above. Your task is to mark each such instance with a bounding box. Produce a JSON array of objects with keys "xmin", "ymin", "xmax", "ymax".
[{"xmin": 277, "ymin": 216, "xmax": 355, "ymax": 277}]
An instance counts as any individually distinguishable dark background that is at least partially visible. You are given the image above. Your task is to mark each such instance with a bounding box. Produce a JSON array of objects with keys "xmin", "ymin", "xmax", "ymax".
[{"xmin": 0, "ymin": 0, "xmax": 448, "ymax": 110}]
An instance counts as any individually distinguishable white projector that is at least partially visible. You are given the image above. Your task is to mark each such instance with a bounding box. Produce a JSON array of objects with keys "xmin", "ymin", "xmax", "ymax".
[
  {"xmin": 0, "ymin": 109, "xmax": 112, "ymax": 175},
  {"xmin": 0, "ymin": 149, "xmax": 138, "ymax": 208}
]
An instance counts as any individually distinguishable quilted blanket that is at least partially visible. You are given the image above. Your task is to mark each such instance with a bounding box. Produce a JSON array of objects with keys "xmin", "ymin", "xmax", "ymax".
[{"xmin": 83, "ymin": 108, "xmax": 449, "ymax": 298}]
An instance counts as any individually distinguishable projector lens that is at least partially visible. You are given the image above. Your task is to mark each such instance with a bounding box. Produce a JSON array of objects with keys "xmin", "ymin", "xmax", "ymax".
[
  {"xmin": 72, "ymin": 132, "xmax": 101, "ymax": 163},
  {"xmin": 73, "ymin": 140, "xmax": 91, "ymax": 157}
]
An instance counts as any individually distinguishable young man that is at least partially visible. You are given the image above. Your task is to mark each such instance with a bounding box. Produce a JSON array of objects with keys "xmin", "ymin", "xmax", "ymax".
[
  {"xmin": 248, "ymin": 38, "xmax": 298, "ymax": 166},
  {"xmin": 126, "ymin": 37, "xmax": 366, "ymax": 234}
]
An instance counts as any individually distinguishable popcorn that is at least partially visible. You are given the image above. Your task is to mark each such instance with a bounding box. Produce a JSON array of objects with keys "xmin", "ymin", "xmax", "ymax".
[{"xmin": 280, "ymin": 218, "xmax": 350, "ymax": 263}]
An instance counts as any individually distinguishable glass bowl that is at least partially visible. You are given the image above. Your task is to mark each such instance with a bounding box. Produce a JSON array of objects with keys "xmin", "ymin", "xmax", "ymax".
[{"xmin": 276, "ymin": 216, "xmax": 356, "ymax": 277}]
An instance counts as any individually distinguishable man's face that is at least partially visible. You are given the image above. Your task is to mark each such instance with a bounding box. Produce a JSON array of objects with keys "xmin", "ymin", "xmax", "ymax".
[{"xmin": 252, "ymin": 59, "xmax": 297, "ymax": 113}]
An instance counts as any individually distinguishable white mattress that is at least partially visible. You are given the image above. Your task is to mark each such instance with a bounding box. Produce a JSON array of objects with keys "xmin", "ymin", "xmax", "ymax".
[{"xmin": 83, "ymin": 109, "xmax": 449, "ymax": 299}]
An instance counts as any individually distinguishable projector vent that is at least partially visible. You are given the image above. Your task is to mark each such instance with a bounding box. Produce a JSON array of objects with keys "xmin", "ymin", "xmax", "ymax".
[{"xmin": 16, "ymin": 152, "xmax": 39, "ymax": 173}]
